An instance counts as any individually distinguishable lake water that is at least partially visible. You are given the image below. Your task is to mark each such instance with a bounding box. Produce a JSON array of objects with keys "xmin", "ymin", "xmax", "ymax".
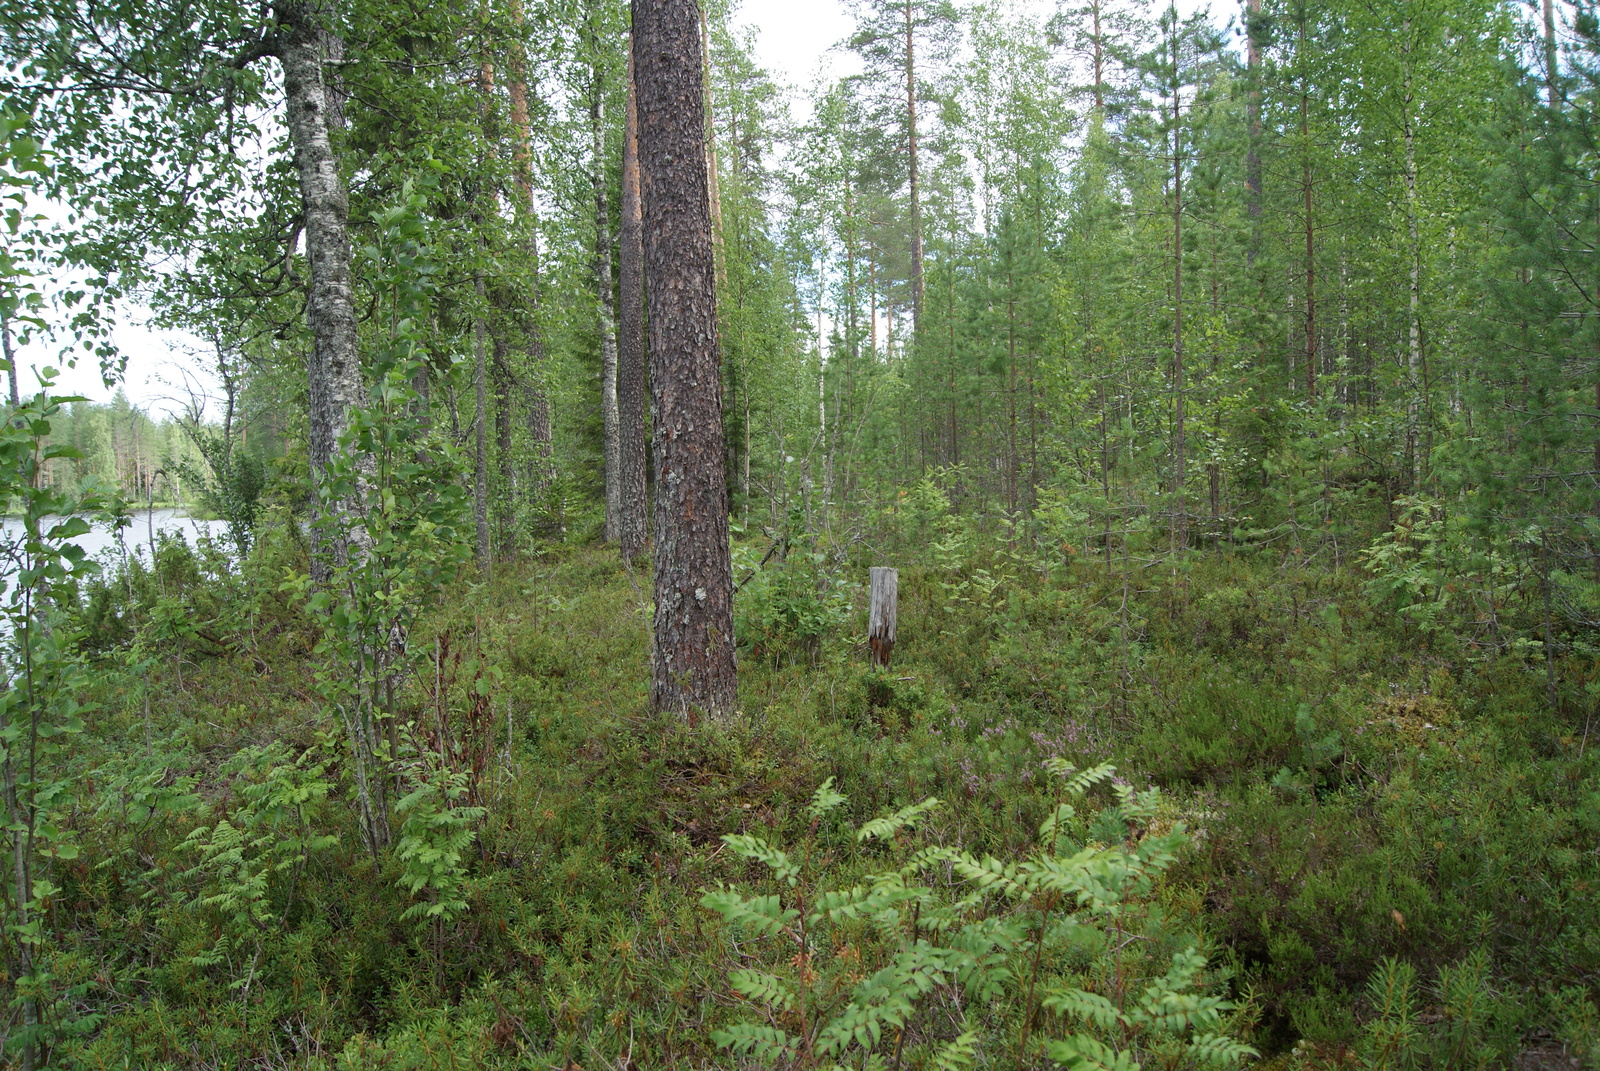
[{"xmin": 0, "ymin": 509, "xmax": 231, "ymax": 567}]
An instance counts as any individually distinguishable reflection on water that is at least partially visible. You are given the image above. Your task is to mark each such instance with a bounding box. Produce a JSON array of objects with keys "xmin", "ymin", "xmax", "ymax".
[{"xmin": 0, "ymin": 509, "xmax": 231, "ymax": 566}]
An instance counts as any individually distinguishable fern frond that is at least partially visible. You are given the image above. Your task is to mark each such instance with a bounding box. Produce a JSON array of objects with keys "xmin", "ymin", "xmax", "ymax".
[
  {"xmin": 815, "ymin": 945, "xmax": 956, "ymax": 1058},
  {"xmin": 1046, "ymin": 760, "xmax": 1117, "ymax": 797},
  {"xmin": 1136, "ymin": 986, "xmax": 1231, "ymax": 1032},
  {"xmin": 945, "ymin": 916, "xmax": 1021, "ymax": 1001},
  {"xmin": 813, "ymin": 882, "xmax": 924, "ymax": 924},
  {"xmin": 931, "ymin": 1029, "xmax": 981, "ymax": 1070},
  {"xmin": 711, "ymin": 1022, "xmax": 800, "ymax": 1061},
  {"xmin": 1016, "ymin": 844, "xmax": 1111, "ymax": 901},
  {"xmin": 721, "ymin": 833, "xmax": 801, "ymax": 885},
  {"xmin": 948, "ymin": 852, "xmax": 1024, "ymax": 897},
  {"xmin": 857, "ymin": 796, "xmax": 942, "ymax": 843},
  {"xmin": 1121, "ymin": 785, "xmax": 1164, "ymax": 822},
  {"xmin": 1040, "ymin": 802, "xmax": 1077, "ymax": 847},
  {"xmin": 1044, "ymin": 1034, "xmax": 1141, "ymax": 1071},
  {"xmin": 728, "ymin": 968, "xmax": 796, "ymax": 1011},
  {"xmin": 816, "ymin": 992, "xmax": 910, "ymax": 1057},
  {"xmin": 1043, "ymin": 986, "xmax": 1128, "ymax": 1030},
  {"xmin": 1186, "ymin": 1032, "xmax": 1260, "ymax": 1069},
  {"xmin": 893, "ymin": 844, "xmax": 962, "ymax": 879},
  {"xmin": 809, "ymin": 776, "xmax": 848, "ymax": 821},
  {"xmin": 1133, "ymin": 946, "xmax": 1231, "ymax": 1032},
  {"xmin": 1134, "ymin": 828, "xmax": 1186, "ymax": 872},
  {"xmin": 813, "ymin": 884, "xmax": 872, "ymax": 917},
  {"xmin": 700, "ymin": 887, "xmax": 798, "ymax": 938}
]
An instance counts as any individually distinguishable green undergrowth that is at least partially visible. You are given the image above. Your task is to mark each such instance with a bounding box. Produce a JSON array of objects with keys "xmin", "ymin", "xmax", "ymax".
[{"xmin": 34, "ymin": 529, "xmax": 1600, "ymax": 1068}]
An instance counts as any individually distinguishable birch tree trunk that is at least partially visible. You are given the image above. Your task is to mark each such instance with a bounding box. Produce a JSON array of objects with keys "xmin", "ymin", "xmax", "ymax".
[
  {"xmin": 633, "ymin": 0, "xmax": 738, "ymax": 717},
  {"xmin": 592, "ymin": 34, "xmax": 621, "ymax": 543},
  {"xmin": 1, "ymin": 314, "xmax": 17, "ymax": 406},
  {"xmin": 278, "ymin": 0, "xmax": 363, "ymax": 580}
]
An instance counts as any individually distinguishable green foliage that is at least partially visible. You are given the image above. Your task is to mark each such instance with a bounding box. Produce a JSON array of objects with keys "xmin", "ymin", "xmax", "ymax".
[
  {"xmin": 176, "ymin": 426, "xmax": 266, "ymax": 556},
  {"xmin": 19, "ymin": 523, "xmax": 1600, "ymax": 1068},
  {"xmin": 178, "ymin": 744, "xmax": 339, "ymax": 972},
  {"xmin": 702, "ymin": 768, "xmax": 1253, "ymax": 1069},
  {"xmin": 1351, "ymin": 952, "xmax": 1522, "ymax": 1071},
  {"xmin": 1044, "ymin": 946, "xmax": 1256, "ymax": 1069},
  {"xmin": 1555, "ymin": 985, "xmax": 1600, "ymax": 1070},
  {"xmin": 734, "ymin": 535, "xmax": 853, "ymax": 663},
  {"xmin": 14, "ymin": 0, "xmax": 1600, "ymax": 1065},
  {"xmin": 291, "ymin": 184, "xmax": 472, "ymax": 857},
  {"xmin": 1360, "ymin": 496, "xmax": 1502, "ymax": 640},
  {"xmin": 0, "ymin": 104, "xmax": 47, "ymax": 332},
  {"xmin": 0, "ymin": 370, "xmax": 111, "ymax": 1064},
  {"xmin": 394, "ymin": 770, "xmax": 486, "ymax": 925}
]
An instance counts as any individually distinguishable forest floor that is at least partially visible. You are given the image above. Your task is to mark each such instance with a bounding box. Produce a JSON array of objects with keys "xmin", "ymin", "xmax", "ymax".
[{"xmin": 57, "ymin": 528, "xmax": 1600, "ymax": 1069}]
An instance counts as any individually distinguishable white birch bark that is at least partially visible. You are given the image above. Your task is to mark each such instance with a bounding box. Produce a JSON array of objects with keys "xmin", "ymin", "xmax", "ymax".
[{"xmin": 278, "ymin": 0, "xmax": 365, "ymax": 575}]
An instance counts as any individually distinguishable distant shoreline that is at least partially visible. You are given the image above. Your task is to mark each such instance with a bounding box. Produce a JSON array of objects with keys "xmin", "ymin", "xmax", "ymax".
[{"xmin": 0, "ymin": 505, "xmax": 209, "ymax": 522}]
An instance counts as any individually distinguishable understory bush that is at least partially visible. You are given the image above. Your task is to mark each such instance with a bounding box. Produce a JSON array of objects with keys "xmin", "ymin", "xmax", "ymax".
[
  {"xmin": 734, "ymin": 535, "xmax": 853, "ymax": 664},
  {"xmin": 703, "ymin": 768, "xmax": 1257, "ymax": 1070},
  {"xmin": 22, "ymin": 522, "xmax": 1600, "ymax": 1068}
]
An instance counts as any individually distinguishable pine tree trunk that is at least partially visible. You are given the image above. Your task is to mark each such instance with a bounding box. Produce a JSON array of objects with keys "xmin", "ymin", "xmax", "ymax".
[
  {"xmin": 870, "ymin": 251, "xmax": 878, "ymax": 356},
  {"xmin": 474, "ymin": 57, "xmax": 493, "ymax": 571},
  {"xmin": 1245, "ymin": 0, "xmax": 1262, "ymax": 261},
  {"xmin": 1544, "ymin": 0, "xmax": 1560, "ymax": 109},
  {"xmin": 1091, "ymin": 0, "xmax": 1104, "ymax": 114},
  {"xmin": 492, "ymin": 331, "xmax": 516, "ymax": 553},
  {"xmin": 1403, "ymin": 20, "xmax": 1424, "ymax": 488},
  {"xmin": 905, "ymin": 0, "xmax": 923, "ymax": 331},
  {"xmin": 1301, "ymin": 37, "xmax": 1316, "ymax": 404},
  {"xmin": 617, "ymin": 51, "xmax": 649, "ymax": 562},
  {"xmin": 633, "ymin": 0, "xmax": 738, "ymax": 718},
  {"xmin": 474, "ymin": 277, "xmax": 490, "ymax": 570},
  {"xmin": 700, "ymin": 6, "xmax": 726, "ymax": 291},
  {"xmin": 1170, "ymin": 58, "xmax": 1186, "ymax": 551},
  {"xmin": 506, "ymin": 0, "xmax": 553, "ymax": 496},
  {"xmin": 278, "ymin": 0, "xmax": 363, "ymax": 581},
  {"xmin": 1339, "ymin": 255, "xmax": 1351, "ymax": 431}
]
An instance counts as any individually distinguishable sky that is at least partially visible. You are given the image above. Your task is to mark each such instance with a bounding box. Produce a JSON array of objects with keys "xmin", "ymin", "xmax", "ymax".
[
  {"xmin": 22, "ymin": 0, "xmax": 1231, "ymax": 417},
  {"xmin": 737, "ymin": 0, "xmax": 860, "ymax": 92}
]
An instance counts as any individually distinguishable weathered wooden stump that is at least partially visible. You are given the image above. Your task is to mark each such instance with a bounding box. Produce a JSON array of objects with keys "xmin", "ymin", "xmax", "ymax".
[{"xmin": 868, "ymin": 566, "xmax": 897, "ymax": 668}]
